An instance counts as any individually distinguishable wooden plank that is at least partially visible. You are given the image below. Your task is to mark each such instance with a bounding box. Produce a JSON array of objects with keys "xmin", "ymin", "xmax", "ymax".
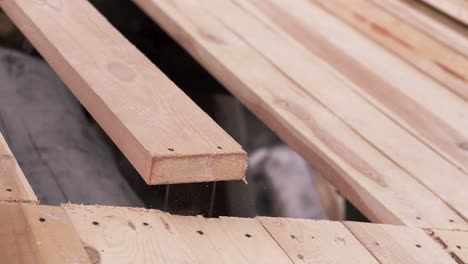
[
  {"xmin": 243, "ymin": 0, "xmax": 468, "ymax": 221},
  {"xmin": 430, "ymin": 229, "xmax": 468, "ymax": 264},
  {"xmin": 171, "ymin": 215, "xmax": 293, "ymax": 263},
  {"xmin": 63, "ymin": 204, "xmax": 197, "ymax": 264},
  {"xmin": 0, "ymin": 132, "xmax": 37, "ymax": 203},
  {"xmin": 0, "ymin": 0, "xmax": 247, "ymax": 185},
  {"xmin": 372, "ymin": 0, "xmax": 468, "ymax": 58},
  {"xmin": 133, "ymin": 0, "xmax": 468, "ymax": 229},
  {"xmin": 259, "ymin": 217, "xmax": 379, "ymax": 263},
  {"xmin": 0, "ymin": 203, "xmax": 90, "ymax": 264},
  {"xmin": 419, "ymin": 0, "xmax": 468, "ymax": 26},
  {"xmin": 314, "ymin": 0, "xmax": 468, "ymax": 102},
  {"xmin": 169, "ymin": 215, "xmax": 250, "ymax": 264},
  {"xmin": 345, "ymin": 222, "xmax": 456, "ymax": 263},
  {"xmin": 217, "ymin": 217, "xmax": 293, "ymax": 263}
]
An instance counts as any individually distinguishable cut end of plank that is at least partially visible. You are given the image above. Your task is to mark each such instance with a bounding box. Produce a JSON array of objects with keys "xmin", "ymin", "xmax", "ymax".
[{"xmin": 148, "ymin": 152, "xmax": 248, "ymax": 184}]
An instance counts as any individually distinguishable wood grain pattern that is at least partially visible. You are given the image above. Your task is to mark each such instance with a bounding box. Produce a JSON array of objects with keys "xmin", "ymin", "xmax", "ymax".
[
  {"xmin": 259, "ymin": 217, "xmax": 380, "ymax": 263},
  {"xmin": 133, "ymin": 0, "xmax": 468, "ymax": 229},
  {"xmin": 0, "ymin": 132, "xmax": 37, "ymax": 203},
  {"xmin": 430, "ymin": 229, "xmax": 468, "ymax": 264},
  {"xmin": 314, "ymin": 0, "xmax": 468, "ymax": 102},
  {"xmin": 345, "ymin": 222, "xmax": 456, "ymax": 263},
  {"xmin": 201, "ymin": 0, "xmax": 468, "ymax": 223},
  {"xmin": 0, "ymin": 203, "xmax": 90, "ymax": 264},
  {"xmin": 419, "ymin": 0, "xmax": 468, "ymax": 26},
  {"xmin": 63, "ymin": 204, "xmax": 197, "ymax": 264},
  {"xmin": 372, "ymin": 0, "xmax": 468, "ymax": 58},
  {"xmin": 240, "ymin": 0, "xmax": 468, "ymax": 222},
  {"xmin": 169, "ymin": 215, "xmax": 251, "ymax": 264},
  {"xmin": 217, "ymin": 217, "xmax": 293, "ymax": 263},
  {"xmin": 0, "ymin": 0, "xmax": 247, "ymax": 185}
]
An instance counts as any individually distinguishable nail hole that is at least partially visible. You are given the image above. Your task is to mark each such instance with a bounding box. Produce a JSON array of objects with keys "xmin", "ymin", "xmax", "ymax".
[
  {"xmin": 92, "ymin": 221, "xmax": 100, "ymax": 226},
  {"xmin": 39, "ymin": 217, "xmax": 46, "ymax": 222},
  {"xmin": 457, "ymin": 245, "xmax": 462, "ymax": 249},
  {"xmin": 143, "ymin": 222, "xmax": 149, "ymax": 226},
  {"xmin": 416, "ymin": 244, "xmax": 422, "ymax": 248},
  {"xmin": 290, "ymin": 234, "xmax": 296, "ymax": 239},
  {"xmin": 168, "ymin": 148, "xmax": 174, "ymax": 152},
  {"xmin": 5, "ymin": 188, "xmax": 12, "ymax": 192},
  {"xmin": 297, "ymin": 254, "xmax": 304, "ymax": 260},
  {"xmin": 245, "ymin": 233, "xmax": 252, "ymax": 238},
  {"xmin": 197, "ymin": 230, "xmax": 204, "ymax": 235},
  {"xmin": 217, "ymin": 146, "xmax": 223, "ymax": 149}
]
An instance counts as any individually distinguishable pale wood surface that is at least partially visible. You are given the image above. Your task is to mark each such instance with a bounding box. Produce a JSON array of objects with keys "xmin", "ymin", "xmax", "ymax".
[
  {"xmin": 134, "ymin": 0, "xmax": 468, "ymax": 229},
  {"xmin": 345, "ymin": 222, "xmax": 456, "ymax": 264},
  {"xmin": 0, "ymin": 203, "xmax": 90, "ymax": 264},
  {"xmin": 0, "ymin": 0, "xmax": 247, "ymax": 185},
  {"xmin": 259, "ymin": 217, "xmax": 379, "ymax": 263},
  {"xmin": 217, "ymin": 217, "xmax": 293, "ymax": 263},
  {"xmin": 169, "ymin": 215, "xmax": 252, "ymax": 264},
  {"xmin": 431, "ymin": 229, "xmax": 468, "ymax": 264},
  {"xmin": 170, "ymin": 215, "xmax": 293, "ymax": 263},
  {"xmin": 0, "ymin": 132, "xmax": 37, "ymax": 203},
  {"xmin": 9, "ymin": 203, "xmax": 465, "ymax": 264},
  {"xmin": 63, "ymin": 204, "xmax": 197, "ymax": 264},
  {"xmin": 251, "ymin": 0, "xmax": 468, "ymax": 221},
  {"xmin": 314, "ymin": 0, "xmax": 468, "ymax": 102},
  {"xmin": 419, "ymin": 0, "xmax": 468, "ymax": 26},
  {"xmin": 372, "ymin": 0, "xmax": 468, "ymax": 58}
]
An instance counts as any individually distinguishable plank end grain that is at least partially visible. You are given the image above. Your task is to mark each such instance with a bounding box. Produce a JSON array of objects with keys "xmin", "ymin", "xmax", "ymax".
[{"xmin": 151, "ymin": 152, "xmax": 247, "ymax": 184}]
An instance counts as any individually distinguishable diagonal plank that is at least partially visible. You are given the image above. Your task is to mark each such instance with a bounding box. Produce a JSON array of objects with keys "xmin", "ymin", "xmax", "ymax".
[
  {"xmin": 313, "ymin": 0, "xmax": 468, "ymax": 102},
  {"xmin": 63, "ymin": 204, "xmax": 197, "ymax": 264},
  {"xmin": 231, "ymin": 0, "xmax": 468, "ymax": 221},
  {"xmin": 0, "ymin": 203, "xmax": 90, "ymax": 264},
  {"xmin": 133, "ymin": 0, "xmax": 468, "ymax": 229},
  {"xmin": 0, "ymin": 132, "xmax": 36, "ymax": 203},
  {"xmin": 430, "ymin": 229, "xmax": 468, "ymax": 264},
  {"xmin": 345, "ymin": 222, "xmax": 456, "ymax": 264},
  {"xmin": 371, "ymin": 0, "xmax": 468, "ymax": 59},
  {"xmin": 259, "ymin": 217, "xmax": 380, "ymax": 263},
  {"xmin": 418, "ymin": 0, "xmax": 468, "ymax": 26},
  {"xmin": 0, "ymin": 0, "xmax": 247, "ymax": 185}
]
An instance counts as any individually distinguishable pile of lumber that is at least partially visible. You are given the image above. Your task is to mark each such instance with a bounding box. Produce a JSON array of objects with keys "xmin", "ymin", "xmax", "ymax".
[
  {"xmin": 132, "ymin": 0, "xmax": 468, "ymax": 229},
  {"xmin": 0, "ymin": 0, "xmax": 468, "ymax": 262}
]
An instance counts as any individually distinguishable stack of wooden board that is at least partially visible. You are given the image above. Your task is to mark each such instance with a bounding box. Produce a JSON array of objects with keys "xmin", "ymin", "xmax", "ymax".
[
  {"xmin": 1, "ymin": 0, "xmax": 468, "ymax": 262},
  {"xmin": 131, "ymin": 0, "xmax": 468, "ymax": 229}
]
